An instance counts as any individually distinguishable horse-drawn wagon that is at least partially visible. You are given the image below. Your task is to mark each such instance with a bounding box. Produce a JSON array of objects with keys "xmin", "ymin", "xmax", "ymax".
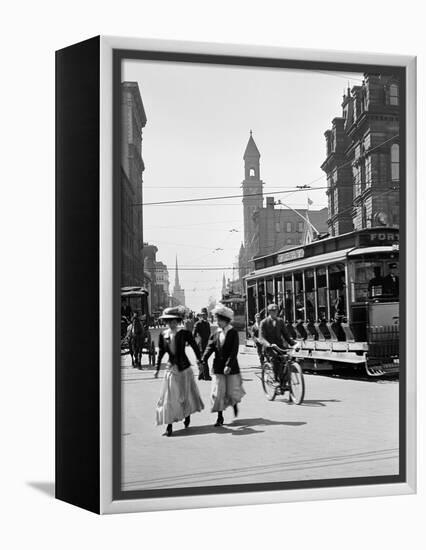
[{"xmin": 121, "ymin": 286, "xmax": 156, "ymax": 367}]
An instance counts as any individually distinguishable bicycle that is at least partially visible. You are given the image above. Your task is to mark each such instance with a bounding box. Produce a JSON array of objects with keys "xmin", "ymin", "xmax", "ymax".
[{"xmin": 261, "ymin": 346, "xmax": 305, "ymax": 404}]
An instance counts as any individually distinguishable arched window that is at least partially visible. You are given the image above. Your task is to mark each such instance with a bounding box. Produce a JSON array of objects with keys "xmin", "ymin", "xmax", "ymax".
[
  {"xmin": 389, "ymin": 84, "xmax": 399, "ymax": 106},
  {"xmin": 391, "ymin": 144, "xmax": 399, "ymax": 182},
  {"xmin": 249, "ymin": 168, "xmax": 255, "ymax": 177}
]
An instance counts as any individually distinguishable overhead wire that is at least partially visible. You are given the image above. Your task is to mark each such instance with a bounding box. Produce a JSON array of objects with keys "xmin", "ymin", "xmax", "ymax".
[{"xmin": 135, "ymin": 134, "xmax": 399, "ymax": 207}]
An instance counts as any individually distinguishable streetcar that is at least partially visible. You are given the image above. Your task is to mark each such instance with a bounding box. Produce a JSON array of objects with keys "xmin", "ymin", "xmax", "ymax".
[{"xmin": 244, "ymin": 227, "xmax": 400, "ymax": 377}]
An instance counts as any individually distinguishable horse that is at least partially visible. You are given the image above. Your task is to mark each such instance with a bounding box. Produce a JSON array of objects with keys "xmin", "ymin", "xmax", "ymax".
[{"xmin": 129, "ymin": 316, "xmax": 144, "ymax": 367}]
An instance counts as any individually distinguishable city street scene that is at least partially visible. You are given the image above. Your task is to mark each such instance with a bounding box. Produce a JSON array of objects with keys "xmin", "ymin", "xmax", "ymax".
[{"xmin": 119, "ymin": 58, "xmax": 401, "ymax": 493}]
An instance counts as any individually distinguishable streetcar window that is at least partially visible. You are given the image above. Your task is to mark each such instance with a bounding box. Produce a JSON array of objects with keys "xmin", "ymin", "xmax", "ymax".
[
  {"xmin": 351, "ymin": 260, "xmax": 383, "ymax": 301},
  {"xmin": 247, "ymin": 285, "xmax": 256, "ymax": 324},
  {"xmin": 317, "ymin": 267, "xmax": 328, "ymax": 321},
  {"xmin": 294, "ymin": 271, "xmax": 305, "ymax": 322},
  {"xmin": 284, "ymin": 275, "xmax": 293, "ymax": 323},
  {"xmin": 266, "ymin": 279, "xmax": 274, "ymax": 306},
  {"xmin": 329, "ymin": 263, "xmax": 346, "ymax": 319},
  {"xmin": 274, "ymin": 276, "xmax": 284, "ymax": 315},
  {"xmin": 305, "ymin": 269, "xmax": 316, "ymax": 322},
  {"xmin": 258, "ymin": 281, "xmax": 265, "ymax": 315}
]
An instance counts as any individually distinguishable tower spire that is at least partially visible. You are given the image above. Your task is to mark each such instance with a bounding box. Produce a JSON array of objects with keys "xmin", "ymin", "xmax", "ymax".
[{"xmin": 174, "ymin": 255, "xmax": 181, "ymax": 290}]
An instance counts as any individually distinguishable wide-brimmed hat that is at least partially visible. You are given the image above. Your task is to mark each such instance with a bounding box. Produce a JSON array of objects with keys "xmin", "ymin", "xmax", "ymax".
[
  {"xmin": 201, "ymin": 307, "xmax": 208, "ymax": 314},
  {"xmin": 159, "ymin": 306, "xmax": 186, "ymax": 320},
  {"xmin": 212, "ymin": 304, "xmax": 234, "ymax": 321}
]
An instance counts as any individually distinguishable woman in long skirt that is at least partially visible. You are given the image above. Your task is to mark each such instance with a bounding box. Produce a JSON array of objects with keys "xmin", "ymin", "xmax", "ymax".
[
  {"xmin": 201, "ymin": 305, "xmax": 245, "ymax": 426},
  {"xmin": 155, "ymin": 306, "xmax": 204, "ymax": 436}
]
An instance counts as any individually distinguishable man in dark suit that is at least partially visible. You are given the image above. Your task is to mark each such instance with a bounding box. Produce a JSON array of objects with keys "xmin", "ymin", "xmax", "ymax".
[
  {"xmin": 383, "ymin": 262, "xmax": 399, "ymax": 299},
  {"xmin": 259, "ymin": 303, "xmax": 299, "ymax": 382},
  {"xmin": 193, "ymin": 307, "xmax": 212, "ymax": 380}
]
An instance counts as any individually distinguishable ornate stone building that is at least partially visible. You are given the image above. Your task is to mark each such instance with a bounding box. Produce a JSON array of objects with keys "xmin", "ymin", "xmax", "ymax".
[
  {"xmin": 321, "ymin": 74, "xmax": 400, "ymax": 235},
  {"xmin": 155, "ymin": 261, "xmax": 171, "ymax": 310},
  {"xmin": 121, "ymin": 81, "xmax": 147, "ymax": 287}
]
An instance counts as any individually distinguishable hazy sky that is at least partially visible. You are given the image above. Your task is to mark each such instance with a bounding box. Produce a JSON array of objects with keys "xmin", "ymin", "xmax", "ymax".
[{"xmin": 123, "ymin": 59, "xmax": 363, "ymax": 311}]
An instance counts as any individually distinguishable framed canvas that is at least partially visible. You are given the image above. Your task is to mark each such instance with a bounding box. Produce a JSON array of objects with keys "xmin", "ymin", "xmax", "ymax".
[{"xmin": 55, "ymin": 36, "xmax": 417, "ymax": 514}]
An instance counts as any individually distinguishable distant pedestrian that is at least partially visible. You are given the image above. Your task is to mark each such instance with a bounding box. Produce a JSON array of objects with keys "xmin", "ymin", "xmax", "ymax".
[
  {"xmin": 251, "ymin": 313, "xmax": 264, "ymax": 365},
  {"xmin": 201, "ymin": 304, "xmax": 245, "ymax": 427},
  {"xmin": 193, "ymin": 307, "xmax": 212, "ymax": 380},
  {"xmin": 155, "ymin": 306, "xmax": 204, "ymax": 437},
  {"xmin": 183, "ymin": 312, "xmax": 194, "ymax": 332}
]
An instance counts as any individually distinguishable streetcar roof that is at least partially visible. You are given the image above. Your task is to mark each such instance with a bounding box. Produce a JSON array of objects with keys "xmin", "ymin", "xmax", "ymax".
[
  {"xmin": 246, "ymin": 248, "xmax": 351, "ymax": 279},
  {"xmin": 245, "ymin": 245, "xmax": 398, "ymax": 280},
  {"xmin": 347, "ymin": 246, "xmax": 399, "ymax": 257},
  {"xmin": 121, "ymin": 286, "xmax": 149, "ymax": 297}
]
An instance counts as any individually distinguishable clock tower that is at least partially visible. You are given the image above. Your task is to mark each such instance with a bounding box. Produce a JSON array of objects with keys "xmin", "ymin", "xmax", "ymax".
[{"xmin": 242, "ymin": 131, "xmax": 264, "ymax": 254}]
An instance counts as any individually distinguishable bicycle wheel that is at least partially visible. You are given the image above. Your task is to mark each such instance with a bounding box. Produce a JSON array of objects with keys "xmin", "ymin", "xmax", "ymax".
[
  {"xmin": 289, "ymin": 361, "xmax": 305, "ymax": 404},
  {"xmin": 261, "ymin": 361, "xmax": 277, "ymax": 401}
]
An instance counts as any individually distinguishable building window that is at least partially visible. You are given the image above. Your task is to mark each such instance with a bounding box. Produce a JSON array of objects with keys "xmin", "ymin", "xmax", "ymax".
[
  {"xmin": 297, "ymin": 221, "xmax": 304, "ymax": 233},
  {"xmin": 353, "ymin": 165, "xmax": 361, "ymax": 197},
  {"xmin": 389, "ymin": 84, "xmax": 399, "ymax": 106},
  {"xmin": 365, "ymin": 156, "xmax": 372, "ymax": 187},
  {"xmin": 286, "ymin": 238, "xmax": 292, "ymax": 245},
  {"xmin": 286, "ymin": 222, "xmax": 292, "ymax": 232},
  {"xmin": 333, "ymin": 188, "xmax": 338, "ymax": 212},
  {"xmin": 275, "ymin": 222, "xmax": 280, "ymax": 233},
  {"xmin": 391, "ymin": 144, "xmax": 399, "ymax": 181},
  {"xmin": 362, "ymin": 205, "xmax": 367, "ymax": 228},
  {"xmin": 249, "ymin": 168, "xmax": 255, "ymax": 177}
]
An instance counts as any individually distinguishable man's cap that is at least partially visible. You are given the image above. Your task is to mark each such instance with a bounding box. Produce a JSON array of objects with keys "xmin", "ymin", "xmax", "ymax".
[
  {"xmin": 389, "ymin": 262, "xmax": 398, "ymax": 269},
  {"xmin": 267, "ymin": 303, "xmax": 278, "ymax": 311}
]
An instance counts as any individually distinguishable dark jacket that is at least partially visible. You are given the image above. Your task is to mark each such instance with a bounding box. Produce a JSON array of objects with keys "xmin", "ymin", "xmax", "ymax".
[
  {"xmin": 201, "ymin": 327, "xmax": 240, "ymax": 375},
  {"xmin": 251, "ymin": 322, "xmax": 261, "ymax": 342},
  {"xmin": 193, "ymin": 319, "xmax": 211, "ymax": 344},
  {"xmin": 259, "ymin": 316, "xmax": 296, "ymax": 349},
  {"xmin": 156, "ymin": 328, "xmax": 201, "ymax": 371},
  {"xmin": 382, "ymin": 274, "xmax": 399, "ymax": 298}
]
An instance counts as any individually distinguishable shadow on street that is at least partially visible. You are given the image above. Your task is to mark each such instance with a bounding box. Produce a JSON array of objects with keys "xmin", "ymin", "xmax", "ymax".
[{"xmin": 169, "ymin": 417, "xmax": 306, "ymax": 437}]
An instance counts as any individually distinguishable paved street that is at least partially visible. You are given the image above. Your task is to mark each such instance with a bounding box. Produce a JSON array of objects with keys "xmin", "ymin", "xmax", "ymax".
[{"xmin": 121, "ymin": 343, "xmax": 399, "ymax": 491}]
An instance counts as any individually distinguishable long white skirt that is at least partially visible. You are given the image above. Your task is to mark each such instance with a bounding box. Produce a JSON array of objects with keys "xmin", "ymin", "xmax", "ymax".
[
  {"xmin": 211, "ymin": 373, "xmax": 246, "ymax": 412},
  {"xmin": 156, "ymin": 365, "xmax": 204, "ymax": 425}
]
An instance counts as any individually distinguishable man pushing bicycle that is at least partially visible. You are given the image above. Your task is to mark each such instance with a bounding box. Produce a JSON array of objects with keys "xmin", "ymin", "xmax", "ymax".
[{"xmin": 258, "ymin": 303, "xmax": 300, "ymax": 383}]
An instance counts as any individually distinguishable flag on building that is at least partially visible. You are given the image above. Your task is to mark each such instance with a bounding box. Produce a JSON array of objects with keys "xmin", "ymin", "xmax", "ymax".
[{"xmin": 302, "ymin": 210, "xmax": 314, "ymax": 245}]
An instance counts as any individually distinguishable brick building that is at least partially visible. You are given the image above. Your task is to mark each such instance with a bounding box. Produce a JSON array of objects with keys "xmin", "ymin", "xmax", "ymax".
[
  {"xmin": 121, "ymin": 82, "xmax": 147, "ymax": 287},
  {"xmin": 321, "ymin": 74, "xmax": 400, "ymax": 236},
  {"xmin": 238, "ymin": 132, "xmax": 328, "ymax": 279}
]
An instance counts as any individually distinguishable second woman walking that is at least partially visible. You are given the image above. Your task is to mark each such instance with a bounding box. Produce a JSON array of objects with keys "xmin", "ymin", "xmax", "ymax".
[{"xmin": 201, "ymin": 304, "xmax": 245, "ymax": 426}]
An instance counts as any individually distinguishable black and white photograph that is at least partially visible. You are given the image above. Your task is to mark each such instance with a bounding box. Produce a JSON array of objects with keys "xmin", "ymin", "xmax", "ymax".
[{"xmin": 116, "ymin": 53, "xmax": 404, "ymax": 497}]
